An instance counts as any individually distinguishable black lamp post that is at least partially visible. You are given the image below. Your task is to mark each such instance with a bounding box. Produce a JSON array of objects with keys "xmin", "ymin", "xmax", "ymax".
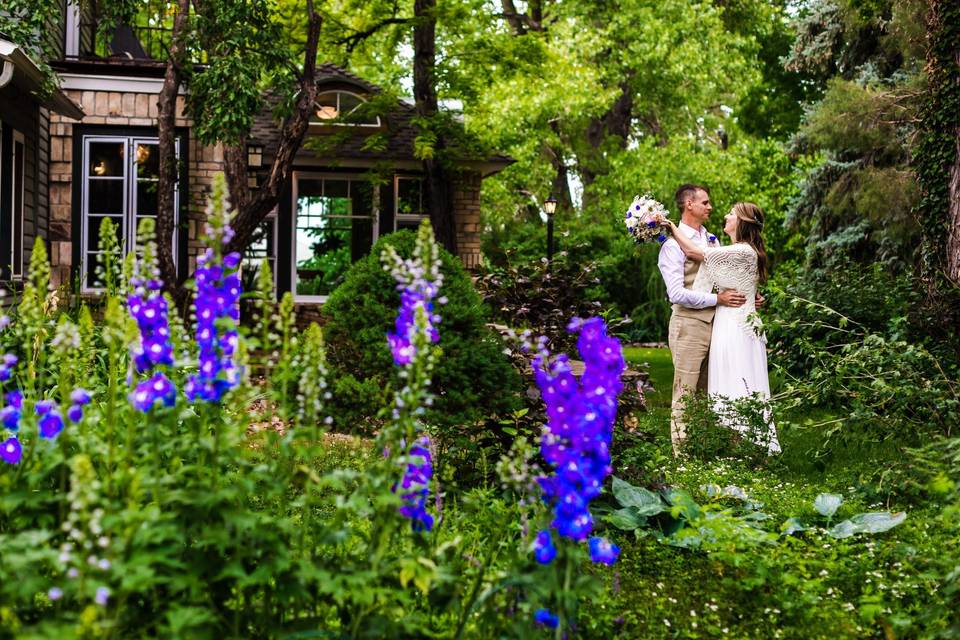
[{"xmin": 544, "ymin": 195, "xmax": 558, "ymax": 263}]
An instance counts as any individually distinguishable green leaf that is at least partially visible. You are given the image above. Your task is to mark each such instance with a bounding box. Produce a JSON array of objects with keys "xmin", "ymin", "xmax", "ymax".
[
  {"xmin": 780, "ymin": 517, "xmax": 808, "ymax": 535},
  {"xmin": 612, "ymin": 476, "xmax": 665, "ymax": 516},
  {"xmin": 828, "ymin": 512, "xmax": 907, "ymax": 538},
  {"xmin": 607, "ymin": 507, "xmax": 648, "ymax": 531},
  {"xmin": 813, "ymin": 493, "xmax": 843, "ymax": 517}
]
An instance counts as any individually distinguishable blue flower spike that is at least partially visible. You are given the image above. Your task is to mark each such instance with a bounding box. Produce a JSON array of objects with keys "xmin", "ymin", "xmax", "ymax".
[
  {"xmin": 534, "ymin": 608, "xmax": 560, "ymax": 629},
  {"xmin": 533, "ymin": 530, "xmax": 558, "ymax": 565}
]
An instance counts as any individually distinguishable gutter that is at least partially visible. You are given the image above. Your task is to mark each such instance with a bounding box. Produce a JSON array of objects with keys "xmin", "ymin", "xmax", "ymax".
[{"xmin": 0, "ymin": 38, "xmax": 85, "ymax": 120}]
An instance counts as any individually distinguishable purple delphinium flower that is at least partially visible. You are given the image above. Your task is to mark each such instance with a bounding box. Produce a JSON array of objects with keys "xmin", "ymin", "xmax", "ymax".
[
  {"xmin": 1, "ymin": 390, "xmax": 22, "ymax": 432},
  {"xmin": 387, "ymin": 288, "xmax": 441, "ymax": 367},
  {"xmin": 534, "ymin": 608, "xmax": 560, "ymax": 629},
  {"xmin": 67, "ymin": 404, "xmax": 84, "ymax": 423},
  {"xmin": 128, "ymin": 286, "xmax": 175, "ymax": 373},
  {"xmin": 130, "ymin": 372, "xmax": 176, "ymax": 413},
  {"xmin": 657, "ymin": 234, "xmax": 668, "ymax": 243},
  {"xmin": 39, "ymin": 412, "xmax": 65, "ymax": 440},
  {"xmin": 47, "ymin": 587, "xmax": 63, "ymax": 601},
  {"xmin": 128, "ymin": 275, "xmax": 177, "ymax": 412},
  {"xmin": 67, "ymin": 388, "xmax": 92, "ymax": 423},
  {"xmin": 383, "ymin": 233, "xmax": 443, "ymax": 367},
  {"xmin": 94, "ymin": 586, "xmax": 110, "ymax": 606},
  {"xmin": 185, "ymin": 244, "xmax": 242, "ymax": 404},
  {"xmin": 394, "ymin": 437, "xmax": 434, "ymax": 532},
  {"xmin": 588, "ymin": 537, "xmax": 620, "ymax": 565},
  {"xmin": 0, "ymin": 353, "xmax": 17, "ymax": 382},
  {"xmin": 532, "ymin": 317, "xmax": 624, "ymax": 555},
  {"xmin": 35, "ymin": 399, "xmax": 55, "ymax": 416},
  {"xmin": 533, "ymin": 530, "xmax": 557, "ymax": 564},
  {"xmin": 1, "ymin": 437, "xmax": 22, "ymax": 464}
]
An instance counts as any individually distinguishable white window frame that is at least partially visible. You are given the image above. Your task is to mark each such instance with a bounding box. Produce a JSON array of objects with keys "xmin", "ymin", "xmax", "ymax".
[
  {"xmin": 242, "ymin": 208, "xmax": 278, "ymax": 293},
  {"xmin": 394, "ymin": 175, "xmax": 427, "ymax": 232},
  {"xmin": 65, "ymin": 0, "xmax": 81, "ymax": 57},
  {"xmin": 291, "ymin": 171, "xmax": 380, "ymax": 304},
  {"xmin": 311, "ymin": 90, "xmax": 381, "ymax": 128},
  {"xmin": 10, "ymin": 129, "xmax": 25, "ymax": 280},
  {"xmin": 80, "ymin": 135, "xmax": 180, "ymax": 293}
]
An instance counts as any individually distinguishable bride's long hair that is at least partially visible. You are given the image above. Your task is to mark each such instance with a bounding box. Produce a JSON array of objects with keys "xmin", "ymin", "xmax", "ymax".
[{"xmin": 733, "ymin": 202, "xmax": 769, "ymax": 284}]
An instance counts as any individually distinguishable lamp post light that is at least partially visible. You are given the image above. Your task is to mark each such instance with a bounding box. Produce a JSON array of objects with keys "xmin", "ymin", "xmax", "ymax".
[{"xmin": 544, "ymin": 195, "xmax": 558, "ymax": 264}]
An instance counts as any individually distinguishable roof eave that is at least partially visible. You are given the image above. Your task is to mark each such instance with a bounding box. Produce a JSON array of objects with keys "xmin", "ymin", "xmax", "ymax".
[{"xmin": 0, "ymin": 38, "xmax": 85, "ymax": 120}]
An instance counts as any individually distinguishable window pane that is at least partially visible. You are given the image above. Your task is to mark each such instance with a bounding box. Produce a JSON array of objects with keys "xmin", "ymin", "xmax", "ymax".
[
  {"xmin": 324, "ymin": 179, "xmax": 349, "ymax": 199},
  {"xmin": 396, "ymin": 218, "xmax": 422, "ymax": 232},
  {"xmin": 86, "ymin": 254, "xmax": 100, "ymax": 288},
  {"xmin": 88, "ymin": 142, "xmax": 125, "ymax": 177},
  {"xmin": 339, "ymin": 92, "xmax": 362, "ymax": 113},
  {"xmin": 295, "ymin": 185, "xmax": 373, "ymax": 297},
  {"xmin": 87, "ymin": 215, "xmax": 125, "ymax": 251},
  {"xmin": 314, "ymin": 92, "xmax": 339, "ymax": 120},
  {"xmin": 242, "ymin": 217, "xmax": 277, "ymax": 293},
  {"xmin": 397, "ymin": 178, "xmax": 424, "ymax": 215},
  {"xmin": 135, "ymin": 143, "xmax": 159, "ymax": 178},
  {"xmin": 298, "ymin": 177, "xmax": 324, "ymax": 198},
  {"xmin": 136, "ymin": 181, "xmax": 158, "ymax": 215},
  {"xmin": 88, "ymin": 180, "xmax": 124, "ymax": 214}
]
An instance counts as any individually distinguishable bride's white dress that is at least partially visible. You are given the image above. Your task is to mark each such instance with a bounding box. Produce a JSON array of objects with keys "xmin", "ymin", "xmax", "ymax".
[{"xmin": 693, "ymin": 243, "xmax": 781, "ymax": 453}]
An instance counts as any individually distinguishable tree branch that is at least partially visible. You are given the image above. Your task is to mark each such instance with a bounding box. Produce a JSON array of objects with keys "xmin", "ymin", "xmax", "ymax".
[
  {"xmin": 336, "ymin": 16, "xmax": 412, "ymax": 53},
  {"xmin": 223, "ymin": 1, "xmax": 323, "ymax": 257}
]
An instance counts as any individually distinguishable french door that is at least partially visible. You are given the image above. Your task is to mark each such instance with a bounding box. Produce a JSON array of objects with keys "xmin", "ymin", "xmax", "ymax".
[{"xmin": 80, "ymin": 135, "xmax": 179, "ymax": 291}]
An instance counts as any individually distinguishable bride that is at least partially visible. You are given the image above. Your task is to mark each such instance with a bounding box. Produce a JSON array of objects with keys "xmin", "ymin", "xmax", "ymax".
[{"xmin": 662, "ymin": 202, "xmax": 781, "ymax": 454}]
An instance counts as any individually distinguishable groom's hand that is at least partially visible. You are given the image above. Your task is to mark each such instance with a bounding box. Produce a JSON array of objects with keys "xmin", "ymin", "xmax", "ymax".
[
  {"xmin": 717, "ymin": 289, "xmax": 746, "ymax": 307},
  {"xmin": 755, "ymin": 292, "xmax": 765, "ymax": 308}
]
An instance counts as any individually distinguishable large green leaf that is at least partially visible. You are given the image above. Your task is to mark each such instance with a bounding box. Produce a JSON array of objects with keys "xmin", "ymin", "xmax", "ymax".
[
  {"xmin": 607, "ymin": 507, "xmax": 648, "ymax": 531},
  {"xmin": 612, "ymin": 476, "xmax": 666, "ymax": 516},
  {"xmin": 813, "ymin": 493, "xmax": 843, "ymax": 517},
  {"xmin": 828, "ymin": 512, "xmax": 907, "ymax": 538}
]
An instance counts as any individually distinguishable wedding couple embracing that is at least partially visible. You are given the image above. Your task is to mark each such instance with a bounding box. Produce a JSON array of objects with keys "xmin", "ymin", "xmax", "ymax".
[{"xmin": 656, "ymin": 183, "xmax": 781, "ymax": 456}]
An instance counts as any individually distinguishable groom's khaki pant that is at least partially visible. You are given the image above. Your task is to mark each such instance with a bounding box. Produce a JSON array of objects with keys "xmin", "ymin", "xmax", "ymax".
[{"xmin": 668, "ymin": 314, "xmax": 712, "ymax": 455}]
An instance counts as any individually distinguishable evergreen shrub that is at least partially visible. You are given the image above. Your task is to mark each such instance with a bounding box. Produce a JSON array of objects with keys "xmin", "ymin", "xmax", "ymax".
[{"xmin": 323, "ymin": 230, "xmax": 521, "ymax": 442}]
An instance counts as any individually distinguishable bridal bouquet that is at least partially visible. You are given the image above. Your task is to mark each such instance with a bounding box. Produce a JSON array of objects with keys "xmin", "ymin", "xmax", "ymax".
[{"xmin": 624, "ymin": 195, "xmax": 669, "ymax": 244}]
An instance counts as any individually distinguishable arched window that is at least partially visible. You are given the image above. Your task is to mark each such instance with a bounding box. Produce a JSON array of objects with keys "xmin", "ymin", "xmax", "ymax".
[{"xmin": 312, "ymin": 90, "xmax": 381, "ymax": 127}]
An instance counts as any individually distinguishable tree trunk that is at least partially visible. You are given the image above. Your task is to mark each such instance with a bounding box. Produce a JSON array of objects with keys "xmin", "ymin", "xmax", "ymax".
[
  {"xmin": 156, "ymin": 0, "xmax": 190, "ymax": 303},
  {"xmin": 947, "ymin": 125, "xmax": 960, "ymax": 285},
  {"xmin": 414, "ymin": 0, "xmax": 457, "ymax": 255},
  {"xmin": 578, "ymin": 79, "xmax": 634, "ymax": 211},
  {"xmin": 222, "ymin": 5, "xmax": 322, "ymax": 258}
]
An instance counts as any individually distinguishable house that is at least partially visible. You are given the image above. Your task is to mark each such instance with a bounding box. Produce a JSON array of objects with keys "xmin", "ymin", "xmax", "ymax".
[
  {"xmin": 3, "ymin": 5, "xmax": 510, "ymax": 303},
  {"xmin": 0, "ymin": 34, "xmax": 83, "ymax": 285}
]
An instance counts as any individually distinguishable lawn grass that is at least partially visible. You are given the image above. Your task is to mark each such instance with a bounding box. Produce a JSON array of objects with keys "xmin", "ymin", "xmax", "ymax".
[
  {"xmin": 623, "ymin": 346, "xmax": 673, "ymax": 410},
  {"xmin": 601, "ymin": 347, "xmax": 943, "ymax": 639}
]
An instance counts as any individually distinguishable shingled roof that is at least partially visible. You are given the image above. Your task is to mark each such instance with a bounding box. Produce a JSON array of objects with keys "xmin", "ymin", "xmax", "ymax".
[{"xmin": 249, "ymin": 62, "xmax": 511, "ymax": 170}]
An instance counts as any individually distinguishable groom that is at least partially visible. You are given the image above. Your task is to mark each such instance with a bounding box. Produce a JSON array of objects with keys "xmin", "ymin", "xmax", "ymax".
[{"xmin": 657, "ymin": 184, "xmax": 746, "ymax": 456}]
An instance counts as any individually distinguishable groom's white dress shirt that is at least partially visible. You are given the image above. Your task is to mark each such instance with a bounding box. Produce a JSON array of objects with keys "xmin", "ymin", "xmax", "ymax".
[{"xmin": 657, "ymin": 222, "xmax": 717, "ymax": 309}]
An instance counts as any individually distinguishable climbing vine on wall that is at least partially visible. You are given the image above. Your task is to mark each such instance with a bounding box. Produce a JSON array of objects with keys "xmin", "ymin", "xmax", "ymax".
[{"xmin": 914, "ymin": 0, "xmax": 960, "ymax": 289}]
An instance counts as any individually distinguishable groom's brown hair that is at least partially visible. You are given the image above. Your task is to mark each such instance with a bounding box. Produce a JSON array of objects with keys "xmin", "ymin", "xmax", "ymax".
[{"xmin": 674, "ymin": 184, "xmax": 709, "ymax": 214}]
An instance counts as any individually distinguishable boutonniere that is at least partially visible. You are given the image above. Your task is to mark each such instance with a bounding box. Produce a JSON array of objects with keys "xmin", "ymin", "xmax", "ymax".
[{"xmin": 707, "ymin": 234, "xmax": 718, "ymax": 245}]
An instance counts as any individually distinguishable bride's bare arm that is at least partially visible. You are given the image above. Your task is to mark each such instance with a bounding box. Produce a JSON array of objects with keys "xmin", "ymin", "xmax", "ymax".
[{"xmin": 662, "ymin": 219, "xmax": 705, "ymax": 261}]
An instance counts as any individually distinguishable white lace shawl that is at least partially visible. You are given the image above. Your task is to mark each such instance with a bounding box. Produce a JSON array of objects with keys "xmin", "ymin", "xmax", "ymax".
[{"xmin": 692, "ymin": 243, "xmax": 765, "ymax": 341}]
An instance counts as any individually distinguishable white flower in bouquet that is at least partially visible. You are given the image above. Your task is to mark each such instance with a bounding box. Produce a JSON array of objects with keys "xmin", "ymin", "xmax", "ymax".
[{"xmin": 624, "ymin": 195, "xmax": 669, "ymax": 244}]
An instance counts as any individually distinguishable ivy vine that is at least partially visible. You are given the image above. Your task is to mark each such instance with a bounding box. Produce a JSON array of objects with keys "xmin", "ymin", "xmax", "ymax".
[{"xmin": 914, "ymin": 0, "xmax": 960, "ymax": 288}]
